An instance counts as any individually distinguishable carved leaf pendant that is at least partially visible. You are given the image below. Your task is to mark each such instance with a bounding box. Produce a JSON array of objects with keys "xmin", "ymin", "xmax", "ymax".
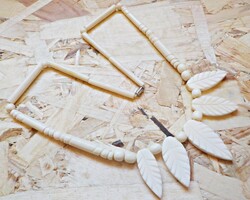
[
  {"xmin": 184, "ymin": 120, "xmax": 233, "ymax": 160},
  {"xmin": 162, "ymin": 137, "xmax": 190, "ymax": 187},
  {"xmin": 192, "ymin": 95, "xmax": 237, "ymax": 116},
  {"xmin": 187, "ymin": 70, "xmax": 227, "ymax": 91},
  {"xmin": 137, "ymin": 149, "xmax": 163, "ymax": 198}
]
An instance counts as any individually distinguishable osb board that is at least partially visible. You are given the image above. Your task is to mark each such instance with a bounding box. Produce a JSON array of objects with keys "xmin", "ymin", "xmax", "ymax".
[{"xmin": 0, "ymin": 0, "xmax": 249, "ymax": 200}]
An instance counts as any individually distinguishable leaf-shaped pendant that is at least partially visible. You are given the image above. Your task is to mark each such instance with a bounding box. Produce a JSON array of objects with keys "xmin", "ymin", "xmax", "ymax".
[
  {"xmin": 162, "ymin": 137, "xmax": 190, "ymax": 187},
  {"xmin": 192, "ymin": 95, "xmax": 237, "ymax": 116},
  {"xmin": 187, "ymin": 70, "xmax": 227, "ymax": 91},
  {"xmin": 137, "ymin": 149, "xmax": 163, "ymax": 198},
  {"xmin": 184, "ymin": 120, "xmax": 233, "ymax": 160}
]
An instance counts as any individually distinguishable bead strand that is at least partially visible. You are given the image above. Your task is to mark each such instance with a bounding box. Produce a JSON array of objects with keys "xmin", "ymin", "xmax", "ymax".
[{"xmin": 119, "ymin": 4, "xmax": 192, "ymax": 81}]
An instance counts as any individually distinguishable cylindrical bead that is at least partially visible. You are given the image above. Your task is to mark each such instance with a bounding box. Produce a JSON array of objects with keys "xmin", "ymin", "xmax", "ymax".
[
  {"xmin": 153, "ymin": 40, "xmax": 171, "ymax": 58},
  {"xmin": 48, "ymin": 62, "xmax": 89, "ymax": 82},
  {"xmin": 109, "ymin": 57, "xmax": 144, "ymax": 87},
  {"xmin": 7, "ymin": 64, "xmax": 44, "ymax": 103},
  {"xmin": 69, "ymin": 137, "xmax": 97, "ymax": 154},
  {"xmin": 121, "ymin": 7, "xmax": 142, "ymax": 28},
  {"xmin": 10, "ymin": 110, "xmax": 46, "ymax": 132},
  {"xmin": 83, "ymin": 31, "xmax": 144, "ymax": 88},
  {"xmin": 88, "ymin": 78, "xmax": 135, "ymax": 99},
  {"xmin": 85, "ymin": 5, "xmax": 116, "ymax": 31},
  {"xmin": 82, "ymin": 33, "xmax": 111, "ymax": 59}
]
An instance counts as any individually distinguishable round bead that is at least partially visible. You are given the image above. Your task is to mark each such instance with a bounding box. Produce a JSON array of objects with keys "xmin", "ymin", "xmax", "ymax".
[
  {"xmin": 107, "ymin": 151, "xmax": 114, "ymax": 160},
  {"xmin": 177, "ymin": 63, "xmax": 187, "ymax": 73},
  {"xmin": 116, "ymin": 3, "xmax": 122, "ymax": 10},
  {"xmin": 192, "ymin": 111, "xmax": 203, "ymax": 121},
  {"xmin": 124, "ymin": 151, "xmax": 137, "ymax": 164},
  {"xmin": 148, "ymin": 143, "xmax": 162, "ymax": 155},
  {"xmin": 100, "ymin": 149, "xmax": 109, "ymax": 158},
  {"xmin": 192, "ymin": 89, "xmax": 202, "ymax": 98},
  {"xmin": 173, "ymin": 61, "xmax": 180, "ymax": 68},
  {"xmin": 167, "ymin": 54, "xmax": 175, "ymax": 61},
  {"xmin": 5, "ymin": 103, "xmax": 15, "ymax": 112},
  {"xmin": 170, "ymin": 58, "xmax": 178, "ymax": 64},
  {"xmin": 175, "ymin": 131, "xmax": 188, "ymax": 143},
  {"xmin": 181, "ymin": 70, "xmax": 192, "ymax": 81},
  {"xmin": 114, "ymin": 150, "xmax": 125, "ymax": 162}
]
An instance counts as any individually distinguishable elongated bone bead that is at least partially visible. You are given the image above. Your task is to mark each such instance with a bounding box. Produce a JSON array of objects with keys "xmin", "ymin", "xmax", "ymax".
[
  {"xmin": 85, "ymin": 5, "xmax": 116, "ymax": 31},
  {"xmin": 48, "ymin": 62, "xmax": 89, "ymax": 82},
  {"xmin": 82, "ymin": 33, "xmax": 111, "ymax": 59},
  {"xmin": 8, "ymin": 63, "xmax": 44, "ymax": 104},
  {"xmin": 10, "ymin": 110, "xmax": 46, "ymax": 132},
  {"xmin": 121, "ymin": 6, "xmax": 142, "ymax": 29},
  {"xmin": 88, "ymin": 79, "xmax": 135, "ymax": 99},
  {"xmin": 154, "ymin": 40, "xmax": 171, "ymax": 58},
  {"xmin": 82, "ymin": 33, "xmax": 144, "ymax": 87},
  {"xmin": 109, "ymin": 57, "xmax": 144, "ymax": 87}
]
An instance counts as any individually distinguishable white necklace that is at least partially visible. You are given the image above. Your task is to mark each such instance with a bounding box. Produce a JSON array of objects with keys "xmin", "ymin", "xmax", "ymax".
[{"xmin": 6, "ymin": 3, "xmax": 237, "ymax": 199}]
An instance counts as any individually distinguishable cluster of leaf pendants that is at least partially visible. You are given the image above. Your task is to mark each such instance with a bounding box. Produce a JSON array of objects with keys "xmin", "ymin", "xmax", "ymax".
[{"xmin": 136, "ymin": 70, "xmax": 237, "ymax": 198}]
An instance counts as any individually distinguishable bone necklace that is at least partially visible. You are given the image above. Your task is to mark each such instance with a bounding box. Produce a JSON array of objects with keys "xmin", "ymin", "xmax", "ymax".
[{"xmin": 6, "ymin": 3, "xmax": 237, "ymax": 199}]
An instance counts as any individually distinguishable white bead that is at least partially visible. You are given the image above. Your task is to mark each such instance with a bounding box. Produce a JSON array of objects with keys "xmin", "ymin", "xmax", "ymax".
[
  {"xmin": 181, "ymin": 70, "xmax": 192, "ymax": 81},
  {"xmin": 116, "ymin": 3, "xmax": 122, "ymax": 10},
  {"xmin": 177, "ymin": 64, "xmax": 187, "ymax": 73},
  {"xmin": 148, "ymin": 143, "xmax": 162, "ymax": 155},
  {"xmin": 173, "ymin": 61, "xmax": 180, "ymax": 68},
  {"xmin": 114, "ymin": 150, "xmax": 125, "ymax": 162},
  {"xmin": 192, "ymin": 89, "xmax": 202, "ymax": 98},
  {"xmin": 170, "ymin": 58, "xmax": 178, "ymax": 64},
  {"xmin": 100, "ymin": 149, "xmax": 109, "ymax": 158},
  {"xmin": 5, "ymin": 103, "xmax": 15, "ymax": 112},
  {"xmin": 192, "ymin": 111, "xmax": 203, "ymax": 121},
  {"xmin": 124, "ymin": 151, "xmax": 136, "ymax": 163},
  {"xmin": 175, "ymin": 132, "xmax": 188, "ymax": 143},
  {"xmin": 107, "ymin": 151, "xmax": 114, "ymax": 160},
  {"xmin": 167, "ymin": 55, "xmax": 175, "ymax": 61}
]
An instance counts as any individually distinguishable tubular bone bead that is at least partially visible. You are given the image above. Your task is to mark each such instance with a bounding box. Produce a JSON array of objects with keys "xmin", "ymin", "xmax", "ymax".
[
  {"xmin": 148, "ymin": 143, "xmax": 162, "ymax": 154},
  {"xmin": 5, "ymin": 103, "xmax": 15, "ymax": 112},
  {"xmin": 192, "ymin": 89, "xmax": 202, "ymax": 98},
  {"xmin": 15, "ymin": 113, "xmax": 23, "ymax": 121},
  {"xmin": 192, "ymin": 111, "xmax": 203, "ymax": 121},
  {"xmin": 175, "ymin": 132, "xmax": 188, "ymax": 143},
  {"xmin": 114, "ymin": 150, "xmax": 125, "ymax": 162},
  {"xmin": 93, "ymin": 147, "xmax": 103, "ymax": 156},
  {"xmin": 181, "ymin": 70, "xmax": 192, "ymax": 81},
  {"xmin": 62, "ymin": 133, "xmax": 71, "ymax": 144},
  {"xmin": 84, "ymin": 5, "xmax": 116, "ymax": 31},
  {"xmin": 177, "ymin": 63, "xmax": 187, "ymax": 73}
]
